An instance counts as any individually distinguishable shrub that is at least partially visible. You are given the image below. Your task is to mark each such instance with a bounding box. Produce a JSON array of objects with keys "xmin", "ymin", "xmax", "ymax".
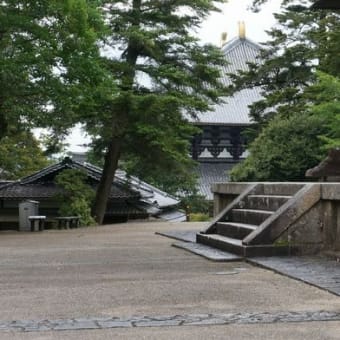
[
  {"xmin": 55, "ymin": 169, "xmax": 96, "ymax": 226},
  {"xmin": 180, "ymin": 194, "xmax": 213, "ymax": 216},
  {"xmin": 189, "ymin": 213, "xmax": 211, "ymax": 222},
  {"xmin": 230, "ymin": 112, "xmax": 329, "ymax": 182}
]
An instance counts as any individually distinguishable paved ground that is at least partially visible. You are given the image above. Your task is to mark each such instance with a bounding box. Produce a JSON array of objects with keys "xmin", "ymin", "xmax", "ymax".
[
  {"xmin": 250, "ymin": 256, "xmax": 340, "ymax": 296},
  {"xmin": 0, "ymin": 221, "xmax": 340, "ymax": 339},
  {"xmin": 158, "ymin": 229, "xmax": 340, "ymax": 296}
]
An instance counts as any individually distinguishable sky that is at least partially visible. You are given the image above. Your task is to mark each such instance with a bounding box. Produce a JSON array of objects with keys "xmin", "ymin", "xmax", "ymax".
[
  {"xmin": 65, "ymin": 0, "xmax": 283, "ymax": 153},
  {"xmin": 199, "ymin": 0, "xmax": 282, "ymax": 45}
]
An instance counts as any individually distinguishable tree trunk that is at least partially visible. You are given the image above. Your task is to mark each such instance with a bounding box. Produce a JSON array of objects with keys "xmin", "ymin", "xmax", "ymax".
[
  {"xmin": 92, "ymin": 0, "xmax": 141, "ymax": 225},
  {"xmin": 92, "ymin": 137, "xmax": 122, "ymax": 224},
  {"xmin": 0, "ymin": 102, "xmax": 8, "ymax": 141}
]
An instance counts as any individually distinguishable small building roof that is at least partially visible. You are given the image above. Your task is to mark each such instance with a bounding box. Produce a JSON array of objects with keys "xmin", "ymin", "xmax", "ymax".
[
  {"xmin": 189, "ymin": 37, "xmax": 263, "ymax": 126},
  {"xmin": 82, "ymin": 162, "xmax": 180, "ymax": 208},
  {"xmin": 6, "ymin": 158, "xmax": 139, "ymax": 200},
  {"xmin": 0, "ymin": 158, "xmax": 180, "ymax": 213}
]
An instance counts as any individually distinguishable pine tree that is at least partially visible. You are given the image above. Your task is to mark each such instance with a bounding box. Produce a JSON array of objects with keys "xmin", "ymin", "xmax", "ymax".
[
  {"xmin": 229, "ymin": 2, "xmax": 340, "ymax": 137},
  {"xmin": 85, "ymin": 0, "xmax": 229, "ymax": 223},
  {"xmin": 228, "ymin": 0, "xmax": 340, "ymax": 181}
]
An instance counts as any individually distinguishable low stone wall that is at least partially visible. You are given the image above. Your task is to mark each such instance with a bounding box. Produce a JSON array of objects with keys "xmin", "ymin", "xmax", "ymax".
[{"xmin": 212, "ymin": 182, "xmax": 340, "ymax": 254}]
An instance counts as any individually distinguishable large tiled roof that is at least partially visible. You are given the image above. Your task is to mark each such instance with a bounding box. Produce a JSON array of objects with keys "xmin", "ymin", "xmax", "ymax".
[
  {"xmin": 189, "ymin": 37, "xmax": 263, "ymax": 126},
  {"xmin": 196, "ymin": 163, "xmax": 235, "ymax": 200}
]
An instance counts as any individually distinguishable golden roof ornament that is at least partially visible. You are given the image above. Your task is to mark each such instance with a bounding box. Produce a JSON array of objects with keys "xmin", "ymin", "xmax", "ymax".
[
  {"xmin": 238, "ymin": 21, "xmax": 246, "ymax": 39},
  {"xmin": 221, "ymin": 32, "xmax": 228, "ymax": 47}
]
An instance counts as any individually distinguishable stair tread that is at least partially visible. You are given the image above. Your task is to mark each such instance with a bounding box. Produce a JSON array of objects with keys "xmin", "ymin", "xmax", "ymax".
[
  {"xmin": 201, "ymin": 234, "xmax": 243, "ymax": 246},
  {"xmin": 200, "ymin": 233, "xmax": 287, "ymax": 249},
  {"xmin": 217, "ymin": 222, "xmax": 258, "ymax": 230},
  {"xmin": 232, "ymin": 208, "xmax": 274, "ymax": 214},
  {"xmin": 197, "ymin": 233, "xmax": 292, "ymax": 256},
  {"xmin": 247, "ymin": 195, "xmax": 292, "ymax": 199}
]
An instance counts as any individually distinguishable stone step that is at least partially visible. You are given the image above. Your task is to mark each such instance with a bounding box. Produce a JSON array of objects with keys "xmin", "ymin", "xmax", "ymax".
[
  {"xmin": 197, "ymin": 233, "xmax": 292, "ymax": 257},
  {"xmin": 262, "ymin": 183, "xmax": 303, "ymax": 196},
  {"xmin": 246, "ymin": 195, "xmax": 292, "ymax": 211},
  {"xmin": 230, "ymin": 209, "xmax": 274, "ymax": 225},
  {"xmin": 216, "ymin": 222, "xmax": 257, "ymax": 239},
  {"xmin": 197, "ymin": 233, "xmax": 244, "ymax": 255}
]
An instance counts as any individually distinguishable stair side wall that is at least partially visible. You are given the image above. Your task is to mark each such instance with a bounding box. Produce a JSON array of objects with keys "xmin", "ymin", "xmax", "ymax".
[
  {"xmin": 211, "ymin": 182, "xmax": 340, "ymax": 255},
  {"xmin": 277, "ymin": 200, "xmax": 340, "ymax": 255},
  {"xmin": 212, "ymin": 183, "xmax": 256, "ymax": 216},
  {"xmin": 244, "ymin": 184, "xmax": 321, "ymax": 245}
]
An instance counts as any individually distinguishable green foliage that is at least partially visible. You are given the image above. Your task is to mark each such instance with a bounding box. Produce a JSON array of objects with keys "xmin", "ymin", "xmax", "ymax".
[
  {"xmin": 0, "ymin": 0, "xmax": 105, "ymax": 142},
  {"xmin": 121, "ymin": 114, "xmax": 199, "ymax": 194},
  {"xmin": 228, "ymin": 2, "xmax": 340, "ymax": 183},
  {"xmin": 189, "ymin": 213, "xmax": 211, "ymax": 222},
  {"xmin": 181, "ymin": 195, "xmax": 213, "ymax": 215},
  {"xmin": 306, "ymin": 72, "xmax": 340, "ymax": 148},
  {"xmin": 230, "ymin": 112, "xmax": 329, "ymax": 182},
  {"xmin": 88, "ymin": 0, "xmax": 230, "ymax": 222},
  {"xmin": 229, "ymin": 2, "xmax": 340, "ymax": 140},
  {"xmin": 0, "ymin": 129, "xmax": 50, "ymax": 179},
  {"xmin": 55, "ymin": 169, "xmax": 95, "ymax": 226}
]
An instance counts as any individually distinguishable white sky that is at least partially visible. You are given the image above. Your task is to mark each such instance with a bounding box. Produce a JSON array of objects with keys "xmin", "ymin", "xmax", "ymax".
[
  {"xmin": 66, "ymin": 0, "xmax": 282, "ymax": 153},
  {"xmin": 199, "ymin": 0, "xmax": 282, "ymax": 44}
]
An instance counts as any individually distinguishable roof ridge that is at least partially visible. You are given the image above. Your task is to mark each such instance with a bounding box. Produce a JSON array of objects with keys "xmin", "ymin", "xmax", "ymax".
[
  {"xmin": 221, "ymin": 36, "xmax": 262, "ymax": 56},
  {"xmin": 20, "ymin": 163, "xmax": 65, "ymax": 184}
]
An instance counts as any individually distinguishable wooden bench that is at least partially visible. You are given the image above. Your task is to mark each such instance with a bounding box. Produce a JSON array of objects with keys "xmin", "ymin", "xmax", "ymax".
[
  {"xmin": 55, "ymin": 216, "xmax": 80, "ymax": 229},
  {"xmin": 28, "ymin": 216, "xmax": 46, "ymax": 232}
]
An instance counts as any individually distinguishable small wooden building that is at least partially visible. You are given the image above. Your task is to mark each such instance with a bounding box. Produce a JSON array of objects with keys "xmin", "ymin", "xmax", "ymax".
[{"xmin": 0, "ymin": 158, "xmax": 184, "ymax": 229}]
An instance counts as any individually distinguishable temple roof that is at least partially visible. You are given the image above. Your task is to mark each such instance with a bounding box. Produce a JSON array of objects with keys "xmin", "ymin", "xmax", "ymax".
[
  {"xmin": 190, "ymin": 37, "xmax": 263, "ymax": 126},
  {"xmin": 195, "ymin": 163, "xmax": 234, "ymax": 200}
]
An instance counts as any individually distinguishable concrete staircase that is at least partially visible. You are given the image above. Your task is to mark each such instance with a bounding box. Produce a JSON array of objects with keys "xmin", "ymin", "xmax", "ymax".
[{"xmin": 197, "ymin": 183, "xmax": 320, "ymax": 257}]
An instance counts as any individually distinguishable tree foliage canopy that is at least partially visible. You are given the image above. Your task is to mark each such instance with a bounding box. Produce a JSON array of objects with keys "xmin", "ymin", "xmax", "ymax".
[
  {"xmin": 230, "ymin": 112, "xmax": 329, "ymax": 182},
  {"xmin": 0, "ymin": 0, "xmax": 230, "ymax": 224},
  {"xmin": 229, "ymin": 1, "xmax": 340, "ymax": 138},
  {"xmin": 229, "ymin": 0, "xmax": 340, "ymax": 181},
  {"xmin": 0, "ymin": 129, "xmax": 50, "ymax": 180},
  {"xmin": 0, "ymin": 0, "xmax": 105, "ymax": 145},
  {"xmin": 86, "ymin": 0, "xmax": 229, "ymax": 222},
  {"xmin": 306, "ymin": 72, "xmax": 340, "ymax": 148},
  {"xmin": 55, "ymin": 169, "xmax": 95, "ymax": 226}
]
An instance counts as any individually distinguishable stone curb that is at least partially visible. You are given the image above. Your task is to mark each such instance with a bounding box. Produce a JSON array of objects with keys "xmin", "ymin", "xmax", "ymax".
[{"xmin": 1, "ymin": 310, "xmax": 340, "ymax": 333}]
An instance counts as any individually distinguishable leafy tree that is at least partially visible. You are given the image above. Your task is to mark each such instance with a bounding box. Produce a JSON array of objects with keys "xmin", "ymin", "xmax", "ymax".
[
  {"xmin": 87, "ymin": 115, "xmax": 199, "ymax": 196},
  {"xmin": 0, "ymin": 129, "xmax": 50, "ymax": 179},
  {"xmin": 306, "ymin": 72, "xmax": 340, "ymax": 148},
  {"xmin": 229, "ymin": 1, "xmax": 340, "ymax": 139},
  {"xmin": 0, "ymin": 1, "xmax": 105, "ymax": 144},
  {"xmin": 230, "ymin": 112, "xmax": 329, "ymax": 182},
  {"xmin": 55, "ymin": 169, "xmax": 95, "ymax": 226},
  {"xmin": 84, "ymin": 0, "xmax": 229, "ymax": 223},
  {"xmin": 117, "ymin": 106, "xmax": 199, "ymax": 195}
]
